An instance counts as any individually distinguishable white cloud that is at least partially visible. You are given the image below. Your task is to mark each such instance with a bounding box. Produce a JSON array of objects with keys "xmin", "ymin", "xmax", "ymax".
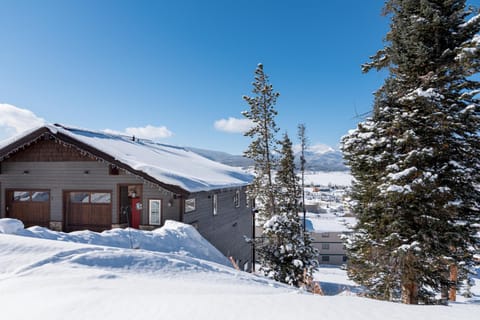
[
  {"xmin": 0, "ymin": 104, "xmax": 45, "ymax": 140},
  {"xmin": 214, "ymin": 117, "xmax": 253, "ymax": 133},
  {"xmin": 105, "ymin": 125, "xmax": 173, "ymax": 140}
]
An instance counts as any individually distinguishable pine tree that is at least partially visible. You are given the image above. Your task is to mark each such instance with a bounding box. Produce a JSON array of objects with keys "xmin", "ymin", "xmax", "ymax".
[
  {"xmin": 242, "ymin": 63, "xmax": 280, "ymax": 222},
  {"xmin": 297, "ymin": 123, "xmax": 308, "ymax": 232},
  {"xmin": 342, "ymin": 1, "xmax": 480, "ymax": 304},
  {"xmin": 277, "ymin": 132, "xmax": 300, "ymax": 213},
  {"xmin": 259, "ymin": 212, "xmax": 318, "ymax": 287}
]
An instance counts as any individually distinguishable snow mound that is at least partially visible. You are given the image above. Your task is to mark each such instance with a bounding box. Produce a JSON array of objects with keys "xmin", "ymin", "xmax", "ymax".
[
  {"xmin": 0, "ymin": 218, "xmax": 24, "ymax": 234},
  {"xmin": 0, "ymin": 218, "xmax": 230, "ymax": 266}
]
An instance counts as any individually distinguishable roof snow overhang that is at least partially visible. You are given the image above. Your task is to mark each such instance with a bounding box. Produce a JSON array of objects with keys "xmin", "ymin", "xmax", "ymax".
[{"xmin": 0, "ymin": 126, "xmax": 190, "ymax": 196}]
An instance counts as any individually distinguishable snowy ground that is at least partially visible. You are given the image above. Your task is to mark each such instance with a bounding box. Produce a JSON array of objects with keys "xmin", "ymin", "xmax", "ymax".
[{"xmin": 0, "ymin": 219, "xmax": 479, "ymax": 320}]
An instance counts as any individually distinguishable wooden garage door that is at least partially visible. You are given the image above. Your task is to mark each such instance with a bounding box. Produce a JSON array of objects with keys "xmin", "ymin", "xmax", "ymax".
[
  {"xmin": 6, "ymin": 190, "xmax": 50, "ymax": 228},
  {"xmin": 65, "ymin": 191, "xmax": 112, "ymax": 232}
]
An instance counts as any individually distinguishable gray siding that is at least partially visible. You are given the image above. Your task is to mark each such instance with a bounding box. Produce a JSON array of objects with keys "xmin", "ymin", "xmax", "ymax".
[{"xmin": 183, "ymin": 187, "xmax": 252, "ymax": 269}]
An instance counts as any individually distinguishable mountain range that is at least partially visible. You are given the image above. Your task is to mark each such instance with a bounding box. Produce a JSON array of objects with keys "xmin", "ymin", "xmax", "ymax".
[{"xmin": 187, "ymin": 144, "xmax": 348, "ymax": 171}]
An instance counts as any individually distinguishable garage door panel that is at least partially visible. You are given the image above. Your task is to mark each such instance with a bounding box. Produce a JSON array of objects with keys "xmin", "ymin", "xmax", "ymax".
[
  {"xmin": 65, "ymin": 191, "xmax": 112, "ymax": 232},
  {"xmin": 6, "ymin": 190, "xmax": 50, "ymax": 228}
]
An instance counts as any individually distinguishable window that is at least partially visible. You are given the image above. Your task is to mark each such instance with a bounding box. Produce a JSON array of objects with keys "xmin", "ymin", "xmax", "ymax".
[
  {"xmin": 91, "ymin": 193, "xmax": 111, "ymax": 204},
  {"xmin": 149, "ymin": 200, "xmax": 162, "ymax": 225},
  {"xmin": 31, "ymin": 191, "xmax": 50, "ymax": 202},
  {"xmin": 343, "ymin": 255, "xmax": 348, "ymax": 262},
  {"xmin": 14, "ymin": 191, "xmax": 31, "ymax": 202},
  {"xmin": 234, "ymin": 190, "xmax": 240, "ymax": 208},
  {"xmin": 185, "ymin": 198, "xmax": 196, "ymax": 213},
  {"xmin": 213, "ymin": 194, "xmax": 218, "ymax": 215},
  {"xmin": 321, "ymin": 232, "xmax": 330, "ymax": 238},
  {"xmin": 321, "ymin": 255, "xmax": 330, "ymax": 262},
  {"xmin": 109, "ymin": 164, "xmax": 119, "ymax": 175},
  {"xmin": 322, "ymin": 243, "xmax": 330, "ymax": 250},
  {"xmin": 13, "ymin": 190, "xmax": 49, "ymax": 202},
  {"xmin": 69, "ymin": 192, "xmax": 111, "ymax": 204},
  {"xmin": 70, "ymin": 192, "xmax": 90, "ymax": 203}
]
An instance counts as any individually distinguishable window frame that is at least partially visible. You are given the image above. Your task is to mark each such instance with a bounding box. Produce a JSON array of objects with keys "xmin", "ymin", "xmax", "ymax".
[
  {"xmin": 149, "ymin": 199, "xmax": 162, "ymax": 225},
  {"xmin": 234, "ymin": 190, "xmax": 240, "ymax": 208},
  {"xmin": 322, "ymin": 243, "xmax": 330, "ymax": 250},
  {"xmin": 321, "ymin": 255, "xmax": 330, "ymax": 262},
  {"xmin": 185, "ymin": 198, "xmax": 196, "ymax": 213},
  {"xmin": 213, "ymin": 194, "xmax": 218, "ymax": 215}
]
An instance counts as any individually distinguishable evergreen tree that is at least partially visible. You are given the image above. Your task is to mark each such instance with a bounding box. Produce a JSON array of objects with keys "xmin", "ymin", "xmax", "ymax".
[
  {"xmin": 342, "ymin": 1, "xmax": 480, "ymax": 304},
  {"xmin": 297, "ymin": 123, "xmax": 308, "ymax": 232},
  {"xmin": 242, "ymin": 63, "xmax": 280, "ymax": 222},
  {"xmin": 277, "ymin": 132, "xmax": 300, "ymax": 213},
  {"xmin": 259, "ymin": 132, "xmax": 318, "ymax": 287},
  {"xmin": 259, "ymin": 212, "xmax": 318, "ymax": 287}
]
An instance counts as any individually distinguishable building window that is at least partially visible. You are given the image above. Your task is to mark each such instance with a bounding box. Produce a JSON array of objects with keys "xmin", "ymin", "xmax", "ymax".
[
  {"xmin": 321, "ymin": 255, "xmax": 330, "ymax": 262},
  {"xmin": 321, "ymin": 232, "xmax": 330, "ymax": 238},
  {"xmin": 322, "ymin": 243, "xmax": 330, "ymax": 250},
  {"xmin": 213, "ymin": 194, "xmax": 218, "ymax": 215},
  {"xmin": 185, "ymin": 198, "xmax": 196, "ymax": 213},
  {"xmin": 234, "ymin": 190, "xmax": 240, "ymax": 208},
  {"xmin": 343, "ymin": 255, "xmax": 348, "ymax": 262},
  {"xmin": 149, "ymin": 199, "xmax": 162, "ymax": 225}
]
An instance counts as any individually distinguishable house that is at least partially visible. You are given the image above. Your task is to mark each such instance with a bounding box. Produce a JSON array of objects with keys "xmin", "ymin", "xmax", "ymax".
[
  {"xmin": 0, "ymin": 124, "xmax": 253, "ymax": 270},
  {"xmin": 306, "ymin": 212, "xmax": 356, "ymax": 265}
]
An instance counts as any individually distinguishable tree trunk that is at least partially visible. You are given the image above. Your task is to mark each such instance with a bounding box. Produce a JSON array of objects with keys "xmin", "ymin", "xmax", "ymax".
[
  {"xmin": 401, "ymin": 280, "xmax": 419, "ymax": 304},
  {"xmin": 449, "ymin": 264, "xmax": 457, "ymax": 302}
]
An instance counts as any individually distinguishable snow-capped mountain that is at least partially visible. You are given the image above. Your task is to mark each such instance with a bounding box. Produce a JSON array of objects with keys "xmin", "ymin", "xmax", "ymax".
[{"xmin": 187, "ymin": 143, "xmax": 348, "ymax": 172}]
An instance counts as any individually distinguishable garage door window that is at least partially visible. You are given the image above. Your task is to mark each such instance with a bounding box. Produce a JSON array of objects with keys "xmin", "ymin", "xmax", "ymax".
[
  {"xmin": 91, "ymin": 193, "xmax": 111, "ymax": 204},
  {"xmin": 13, "ymin": 191, "xmax": 49, "ymax": 202},
  {"xmin": 69, "ymin": 192, "xmax": 111, "ymax": 204}
]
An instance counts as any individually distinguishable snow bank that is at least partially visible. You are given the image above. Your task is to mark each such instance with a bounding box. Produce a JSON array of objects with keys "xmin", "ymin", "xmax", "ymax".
[
  {"xmin": 0, "ymin": 220, "xmax": 478, "ymax": 320},
  {"xmin": 0, "ymin": 218, "xmax": 24, "ymax": 234},
  {"xmin": 0, "ymin": 218, "xmax": 230, "ymax": 266}
]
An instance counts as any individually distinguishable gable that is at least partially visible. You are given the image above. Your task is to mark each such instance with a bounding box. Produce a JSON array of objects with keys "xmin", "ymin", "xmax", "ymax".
[{"xmin": 4, "ymin": 137, "xmax": 95, "ymax": 162}]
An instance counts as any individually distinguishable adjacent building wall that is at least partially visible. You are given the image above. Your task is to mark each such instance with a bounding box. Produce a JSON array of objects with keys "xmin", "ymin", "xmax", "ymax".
[
  {"xmin": 183, "ymin": 187, "xmax": 253, "ymax": 271},
  {"xmin": 311, "ymin": 231, "xmax": 348, "ymax": 265}
]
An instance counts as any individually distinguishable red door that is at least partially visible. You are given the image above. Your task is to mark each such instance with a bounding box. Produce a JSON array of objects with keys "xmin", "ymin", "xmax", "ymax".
[{"xmin": 131, "ymin": 198, "xmax": 141, "ymax": 229}]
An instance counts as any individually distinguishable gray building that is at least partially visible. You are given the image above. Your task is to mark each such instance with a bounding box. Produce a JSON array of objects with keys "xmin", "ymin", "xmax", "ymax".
[{"xmin": 0, "ymin": 124, "xmax": 253, "ymax": 270}]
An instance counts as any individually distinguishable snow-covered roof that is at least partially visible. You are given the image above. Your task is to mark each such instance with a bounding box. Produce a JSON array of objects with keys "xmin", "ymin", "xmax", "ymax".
[
  {"xmin": 305, "ymin": 213, "xmax": 356, "ymax": 233},
  {"xmin": 0, "ymin": 124, "xmax": 252, "ymax": 193}
]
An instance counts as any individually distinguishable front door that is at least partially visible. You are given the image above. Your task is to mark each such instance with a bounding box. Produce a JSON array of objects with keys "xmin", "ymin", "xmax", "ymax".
[
  {"xmin": 118, "ymin": 185, "xmax": 142, "ymax": 228},
  {"xmin": 131, "ymin": 197, "xmax": 141, "ymax": 229}
]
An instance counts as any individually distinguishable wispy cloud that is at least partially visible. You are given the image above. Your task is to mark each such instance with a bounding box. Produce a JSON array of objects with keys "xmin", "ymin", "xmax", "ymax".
[
  {"xmin": 104, "ymin": 125, "xmax": 173, "ymax": 140},
  {"xmin": 0, "ymin": 104, "xmax": 45, "ymax": 140},
  {"xmin": 214, "ymin": 117, "xmax": 253, "ymax": 133}
]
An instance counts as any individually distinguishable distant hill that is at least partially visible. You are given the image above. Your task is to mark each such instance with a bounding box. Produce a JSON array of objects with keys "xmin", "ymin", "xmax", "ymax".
[
  {"xmin": 186, "ymin": 147, "xmax": 254, "ymax": 168},
  {"xmin": 187, "ymin": 144, "xmax": 348, "ymax": 171}
]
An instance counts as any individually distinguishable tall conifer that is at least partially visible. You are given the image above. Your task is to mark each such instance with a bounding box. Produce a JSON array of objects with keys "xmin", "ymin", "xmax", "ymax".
[
  {"xmin": 342, "ymin": 0, "xmax": 480, "ymax": 304},
  {"xmin": 243, "ymin": 63, "xmax": 279, "ymax": 222}
]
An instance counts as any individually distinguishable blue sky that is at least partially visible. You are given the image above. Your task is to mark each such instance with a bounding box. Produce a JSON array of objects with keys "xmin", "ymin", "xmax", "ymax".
[{"xmin": 0, "ymin": 0, "xmax": 478, "ymax": 154}]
